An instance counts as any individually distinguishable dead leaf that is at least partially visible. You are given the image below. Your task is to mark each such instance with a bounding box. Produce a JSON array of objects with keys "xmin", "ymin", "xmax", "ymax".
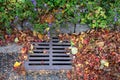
[
  {"xmin": 67, "ymin": 71, "xmax": 71, "ymax": 79},
  {"xmin": 33, "ymin": 30, "xmax": 38, "ymax": 37},
  {"xmin": 71, "ymin": 47, "xmax": 78, "ymax": 54},
  {"xmin": 14, "ymin": 37, "xmax": 19, "ymax": 43},
  {"xmin": 43, "ymin": 49, "xmax": 48, "ymax": 54},
  {"xmin": 30, "ymin": 44, "xmax": 34, "ymax": 50},
  {"xmin": 38, "ymin": 33, "xmax": 43, "ymax": 40},
  {"xmin": 45, "ymin": 14, "xmax": 55, "ymax": 24},
  {"xmin": 100, "ymin": 59, "xmax": 109, "ymax": 67},
  {"xmin": 13, "ymin": 61, "xmax": 21, "ymax": 68},
  {"xmin": 96, "ymin": 41, "xmax": 104, "ymax": 47},
  {"xmin": 21, "ymin": 47, "xmax": 27, "ymax": 54},
  {"xmin": 23, "ymin": 55, "xmax": 28, "ymax": 60}
]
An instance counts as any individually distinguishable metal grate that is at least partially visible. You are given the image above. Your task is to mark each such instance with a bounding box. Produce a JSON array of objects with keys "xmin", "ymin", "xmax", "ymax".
[{"xmin": 25, "ymin": 37, "xmax": 72, "ymax": 70}]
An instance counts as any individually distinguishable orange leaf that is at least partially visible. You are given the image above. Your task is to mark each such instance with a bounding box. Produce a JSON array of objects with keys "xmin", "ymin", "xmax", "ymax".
[
  {"xmin": 45, "ymin": 14, "xmax": 55, "ymax": 24},
  {"xmin": 21, "ymin": 47, "xmax": 27, "ymax": 54},
  {"xmin": 38, "ymin": 33, "xmax": 43, "ymax": 40}
]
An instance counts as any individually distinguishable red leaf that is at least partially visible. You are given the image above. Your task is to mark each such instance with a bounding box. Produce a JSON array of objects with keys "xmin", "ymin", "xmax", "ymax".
[{"xmin": 67, "ymin": 71, "xmax": 71, "ymax": 79}]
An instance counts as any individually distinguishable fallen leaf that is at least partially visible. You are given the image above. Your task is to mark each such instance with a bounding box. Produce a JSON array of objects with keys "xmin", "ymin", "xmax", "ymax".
[
  {"xmin": 30, "ymin": 44, "xmax": 34, "ymax": 50},
  {"xmin": 70, "ymin": 40, "xmax": 75, "ymax": 46},
  {"xmin": 21, "ymin": 47, "xmax": 27, "ymax": 54},
  {"xmin": 71, "ymin": 47, "xmax": 78, "ymax": 54},
  {"xmin": 45, "ymin": 14, "xmax": 55, "ymax": 24},
  {"xmin": 96, "ymin": 41, "xmax": 104, "ymax": 47},
  {"xmin": 100, "ymin": 59, "xmax": 109, "ymax": 67},
  {"xmin": 43, "ymin": 49, "xmax": 48, "ymax": 54},
  {"xmin": 13, "ymin": 61, "xmax": 21, "ymax": 68},
  {"xmin": 33, "ymin": 30, "xmax": 38, "ymax": 37},
  {"xmin": 29, "ymin": 50, "xmax": 33, "ymax": 54},
  {"xmin": 23, "ymin": 55, "xmax": 28, "ymax": 60},
  {"xmin": 14, "ymin": 37, "xmax": 19, "ymax": 43},
  {"xmin": 44, "ymin": 27, "xmax": 50, "ymax": 32},
  {"xmin": 67, "ymin": 71, "xmax": 71, "ymax": 79},
  {"xmin": 38, "ymin": 33, "xmax": 43, "ymax": 40}
]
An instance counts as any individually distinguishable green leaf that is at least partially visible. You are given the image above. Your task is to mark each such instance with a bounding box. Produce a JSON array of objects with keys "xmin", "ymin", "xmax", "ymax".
[
  {"xmin": 14, "ymin": 37, "xmax": 19, "ymax": 43},
  {"xmin": 71, "ymin": 47, "xmax": 78, "ymax": 54},
  {"xmin": 70, "ymin": 40, "xmax": 75, "ymax": 46}
]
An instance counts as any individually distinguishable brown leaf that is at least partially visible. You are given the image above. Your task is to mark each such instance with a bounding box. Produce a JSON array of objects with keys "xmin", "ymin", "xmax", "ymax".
[
  {"xmin": 45, "ymin": 14, "xmax": 55, "ymax": 24},
  {"xmin": 96, "ymin": 41, "xmax": 104, "ymax": 47},
  {"xmin": 38, "ymin": 33, "xmax": 43, "ymax": 40}
]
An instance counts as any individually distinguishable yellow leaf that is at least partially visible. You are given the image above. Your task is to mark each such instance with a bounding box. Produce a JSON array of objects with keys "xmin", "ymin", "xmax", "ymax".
[
  {"xmin": 14, "ymin": 61, "xmax": 21, "ymax": 68},
  {"xmin": 104, "ymin": 61, "xmax": 109, "ymax": 67},
  {"xmin": 45, "ymin": 27, "xmax": 50, "ymax": 32},
  {"xmin": 62, "ymin": 10, "xmax": 65, "ymax": 13},
  {"xmin": 29, "ymin": 50, "xmax": 33, "ymax": 54},
  {"xmin": 33, "ymin": 30, "xmax": 38, "ymax": 37},
  {"xmin": 38, "ymin": 33, "xmax": 43, "ymax": 40},
  {"xmin": 100, "ymin": 59, "xmax": 109, "ymax": 67},
  {"xmin": 79, "ymin": 43, "xmax": 83, "ymax": 48}
]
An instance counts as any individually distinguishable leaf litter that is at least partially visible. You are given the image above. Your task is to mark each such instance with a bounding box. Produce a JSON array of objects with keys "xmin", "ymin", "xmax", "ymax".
[
  {"xmin": 0, "ymin": 29, "xmax": 120, "ymax": 79},
  {"xmin": 59, "ymin": 29, "xmax": 120, "ymax": 80}
]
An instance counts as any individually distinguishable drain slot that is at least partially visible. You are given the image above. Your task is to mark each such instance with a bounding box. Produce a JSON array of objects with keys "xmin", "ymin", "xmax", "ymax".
[
  {"xmin": 53, "ymin": 55, "xmax": 69, "ymax": 57},
  {"xmin": 52, "ymin": 44, "xmax": 70, "ymax": 46},
  {"xmin": 53, "ymin": 51, "xmax": 65, "ymax": 53},
  {"xmin": 53, "ymin": 59, "xmax": 71, "ymax": 61},
  {"xmin": 53, "ymin": 48, "xmax": 65, "ymax": 50},
  {"xmin": 36, "ymin": 48, "xmax": 49, "ymax": 50},
  {"xmin": 52, "ymin": 41, "xmax": 59, "ymax": 43},
  {"xmin": 53, "ymin": 63, "xmax": 71, "ymax": 65},
  {"xmin": 33, "ymin": 51, "xmax": 43, "ymax": 53},
  {"xmin": 38, "ymin": 44, "xmax": 49, "ymax": 46}
]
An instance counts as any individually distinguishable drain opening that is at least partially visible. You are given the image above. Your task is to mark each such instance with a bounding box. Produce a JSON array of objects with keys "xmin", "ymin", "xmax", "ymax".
[
  {"xmin": 52, "ymin": 37, "xmax": 59, "ymax": 39},
  {"xmin": 53, "ymin": 48, "xmax": 65, "ymax": 50},
  {"xmin": 53, "ymin": 55, "xmax": 70, "ymax": 57},
  {"xmin": 52, "ymin": 63, "xmax": 71, "ymax": 65},
  {"xmin": 53, "ymin": 51, "xmax": 65, "ymax": 53},
  {"xmin": 52, "ymin": 44, "xmax": 70, "ymax": 46},
  {"xmin": 33, "ymin": 51, "xmax": 43, "ymax": 53},
  {"xmin": 52, "ymin": 41, "xmax": 59, "ymax": 43},
  {"xmin": 38, "ymin": 44, "xmax": 49, "ymax": 46},
  {"xmin": 36, "ymin": 48, "xmax": 49, "ymax": 50},
  {"xmin": 53, "ymin": 59, "xmax": 71, "ymax": 61}
]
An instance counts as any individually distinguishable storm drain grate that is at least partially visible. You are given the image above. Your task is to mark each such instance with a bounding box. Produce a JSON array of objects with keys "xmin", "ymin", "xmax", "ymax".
[{"xmin": 25, "ymin": 37, "xmax": 72, "ymax": 70}]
